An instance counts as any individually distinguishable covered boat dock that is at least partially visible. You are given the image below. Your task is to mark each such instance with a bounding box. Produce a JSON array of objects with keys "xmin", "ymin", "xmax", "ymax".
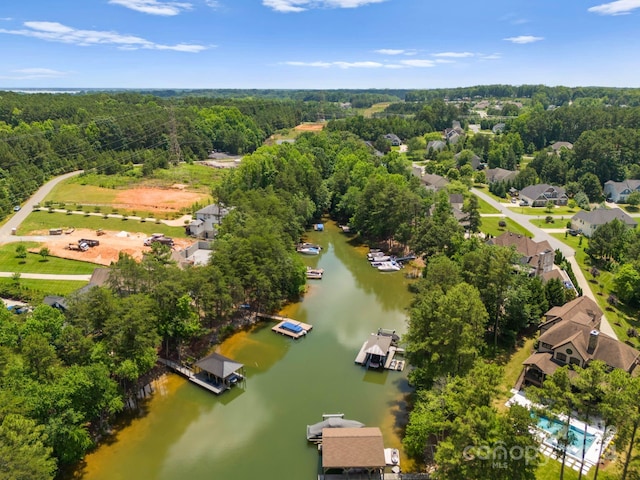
[
  {"xmin": 321, "ymin": 427, "xmax": 386, "ymax": 478},
  {"xmin": 193, "ymin": 352, "xmax": 245, "ymax": 392}
]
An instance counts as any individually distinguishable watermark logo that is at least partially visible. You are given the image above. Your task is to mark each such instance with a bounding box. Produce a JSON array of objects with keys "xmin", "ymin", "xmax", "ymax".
[{"xmin": 462, "ymin": 442, "xmax": 546, "ymax": 468}]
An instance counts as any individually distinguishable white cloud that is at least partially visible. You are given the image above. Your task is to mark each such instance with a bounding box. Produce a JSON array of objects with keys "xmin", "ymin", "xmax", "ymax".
[
  {"xmin": 375, "ymin": 49, "xmax": 405, "ymax": 55},
  {"xmin": 108, "ymin": 0, "xmax": 192, "ymax": 16},
  {"xmin": 263, "ymin": 0, "xmax": 386, "ymax": 13},
  {"xmin": 283, "ymin": 57, "xmax": 440, "ymax": 69},
  {"xmin": 205, "ymin": 0, "xmax": 220, "ymax": 7},
  {"xmin": 432, "ymin": 52, "xmax": 474, "ymax": 58},
  {"xmin": 588, "ymin": 0, "xmax": 640, "ymax": 15},
  {"xmin": 0, "ymin": 67, "xmax": 69, "ymax": 80},
  {"xmin": 0, "ymin": 17, "xmax": 13, "ymax": 21},
  {"xmin": 480, "ymin": 53, "xmax": 502, "ymax": 60},
  {"xmin": 399, "ymin": 59, "xmax": 436, "ymax": 67},
  {"xmin": 0, "ymin": 21, "xmax": 207, "ymax": 52},
  {"xmin": 504, "ymin": 35, "xmax": 543, "ymax": 44}
]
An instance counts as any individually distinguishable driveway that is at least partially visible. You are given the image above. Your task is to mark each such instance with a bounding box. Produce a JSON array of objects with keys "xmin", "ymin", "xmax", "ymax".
[
  {"xmin": 472, "ymin": 188, "xmax": 617, "ymax": 339},
  {"xmin": 0, "ymin": 170, "xmax": 83, "ymax": 239}
]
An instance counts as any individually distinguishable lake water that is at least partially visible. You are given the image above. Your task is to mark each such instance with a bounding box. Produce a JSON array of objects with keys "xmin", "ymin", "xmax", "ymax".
[{"xmin": 75, "ymin": 222, "xmax": 414, "ymax": 479}]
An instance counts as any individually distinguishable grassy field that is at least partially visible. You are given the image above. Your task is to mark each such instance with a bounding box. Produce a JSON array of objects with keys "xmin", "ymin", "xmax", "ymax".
[
  {"xmin": 0, "ymin": 242, "xmax": 97, "ymax": 274},
  {"xmin": 47, "ymin": 164, "xmax": 223, "ymax": 207},
  {"xmin": 481, "ymin": 216, "xmax": 533, "ymax": 238},
  {"xmin": 494, "ymin": 336, "xmax": 535, "ymax": 411},
  {"xmin": 535, "ymin": 458, "xmax": 617, "ymax": 480},
  {"xmin": 550, "ymin": 233, "xmax": 640, "ymax": 347},
  {"xmin": 508, "ymin": 205, "xmax": 580, "ymax": 216},
  {"xmin": 17, "ymin": 211, "xmax": 188, "ymax": 237},
  {"xmin": 0, "ymin": 278, "xmax": 87, "ymax": 297},
  {"xmin": 362, "ymin": 102, "xmax": 391, "ymax": 118}
]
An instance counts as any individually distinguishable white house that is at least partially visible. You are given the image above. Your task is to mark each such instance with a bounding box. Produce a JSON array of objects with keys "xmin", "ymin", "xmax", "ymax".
[{"xmin": 187, "ymin": 204, "xmax": 232, "ymax": 239}]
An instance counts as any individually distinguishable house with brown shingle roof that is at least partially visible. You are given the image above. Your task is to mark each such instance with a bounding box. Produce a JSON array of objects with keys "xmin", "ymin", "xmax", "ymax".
[
  {"xmin": 487, "ymin": 231, "xmax": 554, "ymax": 276},
  {"xmin": 522, "ymin": 296, "xmax": 640, "ymax": 387},
  {"xmin": 322, "ymin": 427, "xmax": 386, "ymax": 476}
]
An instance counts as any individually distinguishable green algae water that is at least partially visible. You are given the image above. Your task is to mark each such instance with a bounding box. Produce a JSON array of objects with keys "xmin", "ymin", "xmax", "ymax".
[{"xmin": 76, "ymin": 222, "xmax": 414, "ymax": 479}]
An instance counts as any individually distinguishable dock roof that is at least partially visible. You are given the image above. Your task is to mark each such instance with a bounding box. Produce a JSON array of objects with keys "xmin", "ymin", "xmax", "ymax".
[
  {"xmin": 195, "ymin": 352, "xmax": 243, "ymax": 379},
  {"xmin": 364, "ymin": 334, "xmax": 393, "ymax": 357},
  {"xmin": 322, "ymin": 427, "xmax": 385, "ymax": 469}
]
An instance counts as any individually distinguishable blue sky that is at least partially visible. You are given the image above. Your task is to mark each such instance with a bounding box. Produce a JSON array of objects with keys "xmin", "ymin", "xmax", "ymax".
[{"xmin": 0, "ymin": 0, "xmax": 639, "ymax": 89}]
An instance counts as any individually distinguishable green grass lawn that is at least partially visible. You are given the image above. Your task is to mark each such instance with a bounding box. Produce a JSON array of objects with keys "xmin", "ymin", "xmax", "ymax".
[
  {"xmin": 477, "ymin": 196, "xmax": 500, "ymax": 214},
  {"xmin": 0, "ymin": 242, "xmax": 97, "ymax": 274},
  {"xmin": 481, "ymin": 217, "xmax": 532, "ymax": 238},
  {"xmin": 0, "ymin": 278, "xmax": 88, "ymax": 298},
  {"xmin": 535, "ymin": 458, "xmax": 617, "ymax": 480},
  {"xmin": 550, "ymin": 233, "xmax": 640, "ymax": 347},
  {"xmin": 17, "ymin": 211, "xmax": 188, "ymax": 238},
  {"xmin": 474, "ymin": 185, "xmax": 509, "ymax": 204},
  {"xmin": 508, "ymin": 205, "xmax": 580, "ymax": 216},
  {"xmin": 362, "ymin": 102, "xmax": 391, "ymax": 118},
  {"xmin": 45, "ymin": 182, "xmax": 119, "ymax": 206},
  {"xmin": 494, "ymin": 336, "xmax": 535, "ymax": 412},
  {"xmin": 530, "ymin": 218, "xmax": 571, "ymax": 228}
]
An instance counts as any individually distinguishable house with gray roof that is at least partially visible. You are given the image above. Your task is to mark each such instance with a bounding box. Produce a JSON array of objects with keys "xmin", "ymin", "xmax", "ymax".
[
  {"xmin": 519, "ymin": 184, "xmax": 568, "ymax": 207},
  {"xmin": 420, "ymin": 173, "xmax": 449, "ymax": 191},
  {"xmin": 604, "ymin": 179, "xmax": 640, "ymax": 203},
  {"xmin": 485, "ymin": 167, "xmax": 518, "ymax": 184},
  {"xmin": 188, "ymin": 203, "xmax": 232, "ymax": 239},
  {"xmin": 454, "ymin": 151, "xmax": 483, "ymax": 170},
  {"xmin": 426, "ymin": 140, "xmax": 446, "ymax": 152},
  {"xmin": 384, "ymin": 133, "xmax": 401, "ymax": 146},
  {"xmin": 550, "ymin": 141, "xmax": 573, "ymax": 153},
  {"xmin": 571, "ymin": 207, "xmax": 637, "ymax": 237},
  {"xmin": 522, "ymin": 296, "xmax": 640, "ymax": 387},
  {"xmin": 492, "ymin": 123, "xmax": 506, "ymax": 134}
]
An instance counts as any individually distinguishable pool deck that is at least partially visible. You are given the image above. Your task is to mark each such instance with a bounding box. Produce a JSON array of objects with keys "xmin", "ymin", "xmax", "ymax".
[{"xmin": 506, "ymin": 390, "xmax": 611, "ymax": 475}]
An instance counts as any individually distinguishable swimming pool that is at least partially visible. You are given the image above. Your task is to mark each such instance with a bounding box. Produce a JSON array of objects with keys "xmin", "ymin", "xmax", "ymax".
[{"xmin": 537, "ymin": 416, "xmax": 595, "ymax": 458}]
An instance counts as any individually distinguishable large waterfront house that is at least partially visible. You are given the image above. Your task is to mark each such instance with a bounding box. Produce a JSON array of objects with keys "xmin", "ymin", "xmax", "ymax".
[
  {"xmin": 522, "ymin": 297, "xmax": 640, "ymax": 387},
  {"xmin": 519, "ymin": 184, "xmax": 568, "ymax": 207},
  {"xmin": 604, "ymin": 179, "xmax": 640, "ymax": 203},
  {"xmin": 571, "ymin": 208, "xmax": 637, "ymax": 237},
  {"xmin": 187, "ymin": 203, "xmax": 232, "ymax": 239},
  {"xmin": 487, "ymin": 231, "xmax": 554, "ymax": 276}
]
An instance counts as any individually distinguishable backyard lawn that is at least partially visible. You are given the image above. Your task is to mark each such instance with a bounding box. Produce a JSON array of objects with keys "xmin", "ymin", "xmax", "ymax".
[
  {"xmin": 17, "ymin": 211, "xmax": 188, "ymax": 238},
  {"xmin": 476, "ymin": 196, "xmax": 500, "ymax": 214},
  {"xmin": 481, "ymin": 216, "xmax": 532, "ymax": 238},
  {"xmin": 508, "ymin": 205, "xmax": 580, "ymax": 216},
  {"xmin": 0, "ymin": 242, "xmax": 97, "ymax": 274}
]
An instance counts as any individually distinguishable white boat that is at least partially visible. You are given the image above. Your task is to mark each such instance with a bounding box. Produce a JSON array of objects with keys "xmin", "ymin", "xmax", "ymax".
[
  {"xmin": 306, "ymin": 414, "xmax": 365, "ymax": 442},
  {"xmin": 370, "ymin": 255, "xmax": 391, "ymax": 263},
  {"xmin": 297, "ymin": 247, "xmax": 320, "ymax": 255},
  {"xmin": 306, "ymin": 267, "xmax": 324, "ymax": 279},
  {"xmin": 378, "ymin": 262, "xmax": 401, "ymax": 272}
]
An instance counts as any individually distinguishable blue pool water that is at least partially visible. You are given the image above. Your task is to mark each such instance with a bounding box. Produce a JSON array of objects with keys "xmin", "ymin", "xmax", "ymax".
[{"xmin": 537, "ymin": 416, "xmax": 595, "ymax": 458}]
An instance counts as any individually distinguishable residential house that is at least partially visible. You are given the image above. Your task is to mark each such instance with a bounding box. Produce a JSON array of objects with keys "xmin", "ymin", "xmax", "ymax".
[
  {"xmin": 485, "ymin": 167, "xmax": 518, "ymax": 184},
  {"xmin": 187, "ymin": 204, "xmax": 232, "ymax": 239},
  {"xmin": 444, "ymin": 128, "xmax": 461, "ymax": 145},
  {"xmin": 492, "ymin": 123, "xmax": 506, "ymax": 134},
  {"xmin": 454, "ymin": 151, "xmax": 483, "ymax": 170},
  {"xmin": 571, "ymin": 207, "xmax": 637, "ymax": 237},
  {"xmin": 411, "ymin": 164, "xmax": 425, "ymax": 178},
  {"xmin": 522, "ymin": 297, "xmax": 640, "ymax": 387},
  {"xmin": 487, "ymin": 231, "xmax": 554, "ymax": 276},
  {"xmin": 519, "ymin": 184, "xmax": 568, "ymax": 207},
  {"xmin": 384, "ymin": 133, "xmax": 401, "ymax": 146},
  {"xmin": 426, "ymin": 140, "xmax": 446, "ymax": 152},
  {"xmin": 604, "ymin": 179, "xmax": 640, "ymax": 203},
  {"xmin": 550, "ymin": 141, "xmax": 573, "ymax": 153},
  {"xmin": 420, "ymin": 173, "xmax": 450, "ymax": 192},
  {"xmin": 540, "ymin": 268, "xmax": 577, "ymax": 294}
]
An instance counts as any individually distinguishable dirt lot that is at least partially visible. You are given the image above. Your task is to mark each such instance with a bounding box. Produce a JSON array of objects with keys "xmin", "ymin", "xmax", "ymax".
[
  {"xmin": 29, "ymin": 228, "xmax": 194, "ymax": 266},
  {"xmin": 293, "ymin": 123, "xmax": 325, "ymax": 132},
  {"xmin": 113, "ymin": 187, "xmax": 209, "ymax": 212}
]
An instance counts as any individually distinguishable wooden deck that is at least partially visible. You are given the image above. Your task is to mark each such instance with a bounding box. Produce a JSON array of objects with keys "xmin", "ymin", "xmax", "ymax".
[
  {"xmin": 355, "ymin": 344, "xmax": 405, "ymax": 371},
  {"xmin": 271, "ymin": 319, "xmax": 313, "ymax": 339},
  {"xmin": 158, "ymin": 358, "xmax": 227, "ymax": 395},
  {"xmin": 354, "ymin": 341, "xmax": 369, "ymax": 365}
]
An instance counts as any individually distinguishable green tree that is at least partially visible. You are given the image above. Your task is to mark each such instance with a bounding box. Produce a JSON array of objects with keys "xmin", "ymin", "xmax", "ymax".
[
  {"xmin": 38, "ymin": 247, "xmax": 50, "ymax": 261},
  {"xmin": 0, "ymin": 414, "xmax": 56, "ymax": 480},
  {"xmin": 586, "ymin": 218, "xmax": 631, "ymax": 262},
  {"xmin": 626, "ymin": 190, "xmax": 640, "ymax": 207},
  {"xmin": 462, "ymin": 194, "xmax": 482, "ymax": 233},
  {"xmin": 614, "ymin": 262, "xmax": 640, "ymax": 305},
  {"xmin": 15, "ymin": 243, "xmax": 27, "ymax": 260},
  {"xmin": 579, "ymin": 173, "xmax": 603, "ymax": 202}
]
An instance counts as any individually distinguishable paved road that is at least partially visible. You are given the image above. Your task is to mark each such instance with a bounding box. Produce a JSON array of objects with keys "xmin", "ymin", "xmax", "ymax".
[
  {"xmin": 0, "ymin": 170, "xmax": 83, "ymax": 239},
  {"xmin": 472, "ymin": 188, "xmax": 617, "ymax": 339},
  {"xmin": 0, "ymin": 272, "xmax": 91, "ymax": 281}
]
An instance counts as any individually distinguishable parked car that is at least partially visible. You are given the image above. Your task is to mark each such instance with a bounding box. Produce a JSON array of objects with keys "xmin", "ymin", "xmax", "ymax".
[
  {"xmin": 568, "ymin": 229, "xmax": 581, "ymax": 236},
  {"xmin": 13, "ymin": 205, "xmax": 20, "ymax": 211}
]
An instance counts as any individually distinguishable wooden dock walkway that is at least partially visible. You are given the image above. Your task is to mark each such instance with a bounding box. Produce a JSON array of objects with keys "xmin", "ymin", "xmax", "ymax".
[
  {"xmin": 272, "ymin": 319, "xmax": 313, "ymax": 339},
  {"xmin": 158, "ymin": 358, "xmax": 227, "ymax": 395},
  {"xmin": 354, "ymin": 341, "xmax": 368, "ymax": 365}
]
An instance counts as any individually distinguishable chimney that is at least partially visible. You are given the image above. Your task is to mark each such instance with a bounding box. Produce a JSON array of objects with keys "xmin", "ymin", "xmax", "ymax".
[{"xmin": 588, "ymin": 330, "xmax": 600, "ymax": 354}]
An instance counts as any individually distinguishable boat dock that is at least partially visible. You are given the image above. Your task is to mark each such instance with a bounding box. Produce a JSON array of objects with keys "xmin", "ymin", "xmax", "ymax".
[
  {"xmin": 158, "ymin": 358, "xmax": 227, "ymax": 394},
  {"xmin": 272, "ymin": 319, "xmax": 313, "ymax": 339},
  {"xmin": 383, "ymin": 346, "xmax": 406, "ymax": 371},
  {"xmin": 354, "ymin": 337, "xmax": 405, "ymax": 371}
]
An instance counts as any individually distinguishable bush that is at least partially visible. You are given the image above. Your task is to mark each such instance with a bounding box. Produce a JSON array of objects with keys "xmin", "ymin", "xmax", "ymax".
[{"xmin": 545, "ymin": 216, "xmax": 554, "ymax": 224}]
